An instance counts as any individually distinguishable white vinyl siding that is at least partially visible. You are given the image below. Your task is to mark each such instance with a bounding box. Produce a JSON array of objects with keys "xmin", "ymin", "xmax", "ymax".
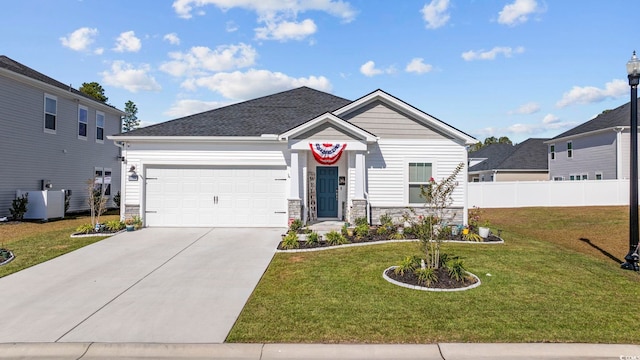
[
  {"xmin": 78, "ymin": 105, "xmax": 88, "ymax": 139},
  {"xmin": 96, "ymin": 111, "xmax": 105, "ymax": 143},
  {"xmin": 122, "ymin": 142, "xmax": 288, "ymax": 207},
  {"xmin": 364, "ymin": 139, "xmax": 466, "ymax": 208},
  {"xmin": 44, "ymin": 94, "xmax": 56, "ymax": 133}
]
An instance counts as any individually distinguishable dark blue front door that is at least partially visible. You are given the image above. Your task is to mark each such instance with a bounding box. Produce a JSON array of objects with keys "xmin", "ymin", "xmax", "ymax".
[{"xmin": 317, "ymin": 167, "xmax": 338, "ymax": 218}]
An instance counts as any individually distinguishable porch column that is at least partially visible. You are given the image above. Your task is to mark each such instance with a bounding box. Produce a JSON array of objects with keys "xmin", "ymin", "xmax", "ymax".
[
  {"xmin": 354, "ymin": 151, "xmax": 365, "ymax": 199},
  {"xmin": 288, "ymin": 150, "xmax": 303, "ymax": 222},
  {"xmin": 290, "ymin": 150, "xmax": 300, "ymax": 199}
]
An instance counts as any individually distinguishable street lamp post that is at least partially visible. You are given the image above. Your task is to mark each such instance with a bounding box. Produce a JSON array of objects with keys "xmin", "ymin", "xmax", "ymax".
[{"xmin": 622, "ymin": 51, "xmax": 640, "ymax": 271}]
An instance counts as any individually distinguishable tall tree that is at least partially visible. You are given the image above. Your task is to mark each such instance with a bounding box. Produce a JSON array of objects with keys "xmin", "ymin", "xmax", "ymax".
[
  {"xmin": 122, "ymin": 100, "xmax": 140, "ymax": 132},
  {"xmin": 79, "ymin": 82, "xmax": 108, "ymax": 103},
  {"xmin": 470, "ymin": 136, "xmax": 513, "ymax": 152}
]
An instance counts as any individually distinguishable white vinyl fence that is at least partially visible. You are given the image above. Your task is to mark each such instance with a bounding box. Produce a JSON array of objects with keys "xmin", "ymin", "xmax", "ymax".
[{"xmin": 468, "ymin": 180, "xmax": 632, "ymax": 208}]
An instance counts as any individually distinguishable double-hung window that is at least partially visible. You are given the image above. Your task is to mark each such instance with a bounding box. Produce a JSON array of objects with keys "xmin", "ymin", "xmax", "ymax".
[
  {"xmin": 94, "ymin": 167, "xmax": 112, "ymax": 196},
  {"xmin": 78, "ymin": 105, "xmax": 88, "ymax": 138},
  {"xmin": 567, "ymin": 141, "xmax": 573, "ymax": 158},
  {"xmin": 96, "ymin": 111, "xmax": 105, "ymax": 142},
  {"xmin": 408, "ymin": 162, "xmax": 432, "ymax": 204},
  {"xmin": 550, "ymin": 144, "xmax": 555, "ymax": 160},
  {"xmin": 44, "ymin": 94, "xmax": 57, "ymax": 133}
]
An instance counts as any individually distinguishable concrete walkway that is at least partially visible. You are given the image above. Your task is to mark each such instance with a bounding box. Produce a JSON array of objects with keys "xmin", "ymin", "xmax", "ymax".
[
  {"xmin": 0, "ymin": 227, "xmax": 282, "ymax": 343},
  {"xmin": 0, "ymin": 342, "xmax": 638, "ymax": 359}
]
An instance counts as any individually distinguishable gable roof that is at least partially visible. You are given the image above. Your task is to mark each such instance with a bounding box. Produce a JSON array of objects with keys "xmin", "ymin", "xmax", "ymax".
[
  {"xmin": 549, "ymin": 98, "xmax": 639, "ymax": 141},
  {"xmin": 469, "ymin": 138, "xmax": 549, "ymax": 172},
  {"xmin": 279, "ymin": 112, "xmax": 377, "ymax": 143},
  {"xmin": 119, "ymin": 87, "xmax": 351, "ymax": 137},
  {"xmin": 0, "ymin": 55, "xmax": 122, "ymax": 113},
  {"xmin": 335, "ymin": 89, "xmax": 477, "ymax": 145}
]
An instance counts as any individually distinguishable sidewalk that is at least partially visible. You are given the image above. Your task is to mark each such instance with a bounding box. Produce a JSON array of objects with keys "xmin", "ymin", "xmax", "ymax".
[{"xmin": 1, "ymin": 343, "xmax": 638, "ymax": 359}]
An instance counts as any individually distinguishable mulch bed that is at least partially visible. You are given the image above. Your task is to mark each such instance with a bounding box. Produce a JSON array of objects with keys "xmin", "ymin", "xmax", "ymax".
[
  {"xmin": 277, "ymin": 227, "xmax": 502, "ymax": 250},
  {"xmin": 385, "ymin": 267, "xmax": 479, "ymax": 289}
]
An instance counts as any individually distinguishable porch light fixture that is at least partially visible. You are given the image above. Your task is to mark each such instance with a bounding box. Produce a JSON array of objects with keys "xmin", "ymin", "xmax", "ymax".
[{"xmin": 622, "ymin": 51, "xmax": 640, "ymax": 271}]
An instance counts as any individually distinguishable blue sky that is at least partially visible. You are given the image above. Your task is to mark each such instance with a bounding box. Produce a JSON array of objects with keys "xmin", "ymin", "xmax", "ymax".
[{"xmin": 3, "ymin": 0, "xmax": 639, "ymax": 142}]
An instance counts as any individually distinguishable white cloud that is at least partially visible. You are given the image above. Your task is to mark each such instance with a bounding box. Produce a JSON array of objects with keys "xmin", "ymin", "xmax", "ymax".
[
  {"xmin": 164, "ymin": 99, "xmax": 230, "ymax": 117},
  {"xmin": 226, "ymin": 21, "xmax": 239, "ymax": 32},
  {"xmin": 462, "ymin": 46, "xmax": 525, "ymax": 61},
  {"xmin": 94, "ymin": 48, "xmax": 105, "ymax": 55},
  {"xmin": 60, "ymin": 27, "xmax": 98, "ymax": 52},
  {"xmin": 180, "ymin": 69, "xmax": 332, "ymax": 100},
  {"xmin": 360, "ymin": 60, "xmax": 395, "ymax": 77},
  {"xmin": 160, "ymin": 43, "xmax": 258, "ymax": 77},
  {"xmin": 101, "ymin": 61, "xmax": 161, "ymax": 93},
  {"xmin": 405, "ymin": 58, "xmax": 433, "ymax": 74},
  {"xmin": 172, "ymin": 0, "xmax": 357, "ymax": 21},
  {"xmin": 542, "ymin": 113, "xmax": 559, "ymax": 125},
  {"xmin": 509, "ymin": 101, "xmax": 540, "ymax": 115},
  {"xmin": 163, "ymin": 33, "xmax": 181, "ymax": 45},
  {"xmin": 556, "ymin": 79, "xmax": 627, "ymax": 108},
  {"xmin": 421, "ymin": 0, "xmax": 450, "ymax": 29},
  {"xmin": 474, "ymin": 113, "xmax": 577, "ymax": 139},
  {"xmin": 255, "ymin": 18, "xmax": 317, "ymax": 41},
  {"xmin": 113, "ymin": 31, "xmax": 142, "ymax": 53},
  {"xmin": 498, "ymin": 0, "xmax": 540, "ymax": 26}
]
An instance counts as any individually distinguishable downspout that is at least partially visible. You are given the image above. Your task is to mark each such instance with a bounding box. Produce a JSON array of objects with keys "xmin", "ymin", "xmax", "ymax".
[{"xmin": 113, "ymin": 141, "xmax": 126, "ymax": 220}]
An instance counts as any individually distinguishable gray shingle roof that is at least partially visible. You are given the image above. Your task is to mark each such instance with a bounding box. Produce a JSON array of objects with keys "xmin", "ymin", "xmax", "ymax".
[
  {"xmin": 121, "ymin": 87, "xmax": 352, "ymax": 137},
  {"xmin": 0, "ymin": 55, "xmax": 110, "ymax": 106},
  {"xmin": 469, "ymin": 138, "xmax": 549, "ymax": 171},
  {"xmin": 551, "ymin": 98, "xmax": 640, "ymax": 140}
]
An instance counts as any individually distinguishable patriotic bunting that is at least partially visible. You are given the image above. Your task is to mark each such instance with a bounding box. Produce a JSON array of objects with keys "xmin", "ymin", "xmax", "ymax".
[{"xmin": 309, "ymin": 143, "xmax": 347, "ymax": 165}]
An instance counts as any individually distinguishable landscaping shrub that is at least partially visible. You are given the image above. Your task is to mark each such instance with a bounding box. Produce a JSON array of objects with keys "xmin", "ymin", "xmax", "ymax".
[
  {"xmin": 281, "ymin": 231, "xmax": 300, "ymax": 250},
  {"xmin": 325, "ymin": 230, "xmax": 348, "ymax": 246},
  {"xmin": 10, "ymin": 193, "xmax": 28, "ymax": 220}
]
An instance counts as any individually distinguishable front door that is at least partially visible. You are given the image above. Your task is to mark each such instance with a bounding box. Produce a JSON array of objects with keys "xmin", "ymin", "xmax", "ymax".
[{"xmin": 316, "ymin": 166, "xmax": 338, "ymax": 218}]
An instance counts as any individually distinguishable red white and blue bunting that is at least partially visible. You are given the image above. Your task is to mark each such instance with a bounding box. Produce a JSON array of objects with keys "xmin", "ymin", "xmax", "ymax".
[{"xmin": 309, "ymin": 143, "xmax": 347, "ymax": 165}]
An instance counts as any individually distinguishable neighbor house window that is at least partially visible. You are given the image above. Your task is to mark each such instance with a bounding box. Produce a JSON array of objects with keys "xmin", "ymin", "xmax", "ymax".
[
  {"xmin": 596, "ymin": 172, "xmax": 603, "ymax": 180},
  {"xmin": 550, "ymin": 144, "xmax": 555, "ymax": 160},
  {"xmin": 78, "ymin": 105, "xmax": 88, "ymax": 138},
  {"xmin": 567, "ymin": 141, "xmax": 573, "ymax": 158},
  {"xmin": 581, "ymin": 174, "xmax": 588, "ymax": 180},
  {"xmin": 94, "ymin": 167, "xmax": 112, "ymax": 196},
  {"xmin": 569, "ymin": 174, "xmax": 577, "ymax": 181},
  {"xmin": 553, "ymin": 176, "xmax": 564, "ymax": 181},
  {"xmin": 96, "ymin": 111, "xmax": 105, "ymax": 142},
  {"xmin": 408, "ymin": 162, "xmax": 432, "ymax": 204},
  {"xmin": 44, "ymin": 94, "xmax": 57, "ymax": 133}
]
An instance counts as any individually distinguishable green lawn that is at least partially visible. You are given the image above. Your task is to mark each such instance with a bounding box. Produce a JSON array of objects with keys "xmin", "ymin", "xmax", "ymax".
[
  {"xmin": 0, "ymin": 213, "xmax": 119, "ymax": 278},
  {"xmin": 228, "ymin": 207, "xmax": 640, "ymax": 344}
]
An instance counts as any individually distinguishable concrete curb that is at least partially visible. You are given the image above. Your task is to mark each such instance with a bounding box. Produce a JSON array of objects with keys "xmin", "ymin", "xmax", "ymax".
[{"xmin": 0, "ymin": 343, "xmax": 638, "ymax": 359}]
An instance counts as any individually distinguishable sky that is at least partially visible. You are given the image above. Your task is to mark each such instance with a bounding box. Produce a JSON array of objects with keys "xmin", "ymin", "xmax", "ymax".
[{"xmin": 2, "ymin": 0, "xmax": 640, "ymax": 143}]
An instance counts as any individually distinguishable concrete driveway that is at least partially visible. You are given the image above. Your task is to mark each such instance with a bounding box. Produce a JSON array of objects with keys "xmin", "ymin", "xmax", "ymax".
[{"xmin": 0, "ymin": 227, "xmax": 283, "ymax": 343}]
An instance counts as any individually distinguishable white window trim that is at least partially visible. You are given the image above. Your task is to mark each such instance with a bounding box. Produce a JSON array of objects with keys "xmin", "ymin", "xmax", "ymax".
[
  {"xmin": 96, "ymin": 111, "xmax": 105, "ymax": 143},
  {"xmin": 78, "ymin": 105, "xmax": 88, "ymax": 140},
  {"xmin": 44, "ymin": 93, "xmax": 57, "ymax": 134},
  {"xmin": 567, "ymin": 141, "xmax": 573, "ymax": 159},
  {"xmin": 405, "ymin": 159, "xmax": 436, "ymax": 205},
  {"xmin": 549, "ymin": 144, "xmax": 555, "ymax": 161}
]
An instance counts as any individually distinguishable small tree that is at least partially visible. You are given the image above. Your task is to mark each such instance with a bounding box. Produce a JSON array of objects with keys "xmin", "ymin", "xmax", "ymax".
[
  {"xmin": 405, "ymin": 163, "xmax": 464, "ymax": 269},
  {"xmin": 87, "ymin": 177, "xmax": 107, "ymax": 227},
  {"xmin": 9, "ymin": 193, "xmax": 29, "ymax": 221},
  {"xmin": 122, "ymin": 100, "xmax": 140, "ymax": 132}
]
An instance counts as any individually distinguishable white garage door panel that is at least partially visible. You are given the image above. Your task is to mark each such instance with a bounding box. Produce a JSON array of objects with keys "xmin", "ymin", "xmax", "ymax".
[{"xmin": 145, "ymin": 167, "xmax": 286, "ymax": 227}]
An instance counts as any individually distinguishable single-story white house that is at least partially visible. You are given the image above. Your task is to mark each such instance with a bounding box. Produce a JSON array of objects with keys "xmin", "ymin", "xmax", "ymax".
[{"xmin": 108, "ymin": 87, "xmax": 476, "ymax": 228}]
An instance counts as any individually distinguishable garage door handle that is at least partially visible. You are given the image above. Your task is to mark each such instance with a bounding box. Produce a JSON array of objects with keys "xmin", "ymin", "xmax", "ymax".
[
  {"xmin": 274, "ymin": 211, "xmax": 286, "ymax": 214},
  {"xmin": 145, "ymin": 210, "xmax": 157, "ymax": 213},
  {"xmin": 214, "ymin": 196, "xmax": 218, "ymax": 204}
]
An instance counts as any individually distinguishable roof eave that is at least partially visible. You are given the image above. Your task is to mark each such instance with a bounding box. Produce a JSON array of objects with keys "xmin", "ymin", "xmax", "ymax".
[
  {"xmin": 108, "ymin": 135, "xmax": 282, "ymax": 142},
  {"xmin": 0, "ymin": 67, "xmax": 125, "ymax": 115},
  {"xmin": 545, "ymin": 126, "xmax": 626, "ymax": 143}
]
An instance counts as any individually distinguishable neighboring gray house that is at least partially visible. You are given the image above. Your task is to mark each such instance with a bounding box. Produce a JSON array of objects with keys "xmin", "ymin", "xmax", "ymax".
[
  {"xmin": 109, "ymin": 87, "xmax": 477, "ymax": 228},
  {"xmin": 468, "ymin": 138, "xmax": 549, "ymax": 182},
  {"xmin": 545, "ymin": 99, "xmax": 639, "ymax": 181},
  {"xmin": 0, "ymin": 55, "xmax": 124, "ymax": 217}
]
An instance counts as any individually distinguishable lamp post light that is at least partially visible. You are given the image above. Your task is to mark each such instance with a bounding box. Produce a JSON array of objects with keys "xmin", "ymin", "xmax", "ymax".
[{"xmin": 622, "ymin": 51, "xmax": 640, "ymax": 271}]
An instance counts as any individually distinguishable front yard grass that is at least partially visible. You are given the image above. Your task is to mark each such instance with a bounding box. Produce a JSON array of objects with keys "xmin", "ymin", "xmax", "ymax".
[
  {"xmin": 0, "ymin": 214, "xmax": 119, "ymax": 278},
  {"xmin": 227, "ymin": 206, "xmax": 640, "ymax": 344}
]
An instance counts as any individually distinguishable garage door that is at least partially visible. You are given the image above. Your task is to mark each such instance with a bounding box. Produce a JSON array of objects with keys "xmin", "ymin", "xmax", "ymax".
[{"xmin": 144, "ymin": 167, "xmax": 287, "ymax": 227}]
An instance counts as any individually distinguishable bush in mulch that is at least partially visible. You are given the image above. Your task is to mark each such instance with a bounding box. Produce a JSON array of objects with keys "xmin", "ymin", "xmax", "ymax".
[{"xmin": 385, "ymin": 266, "xmax": 478, "ymax": 289}]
